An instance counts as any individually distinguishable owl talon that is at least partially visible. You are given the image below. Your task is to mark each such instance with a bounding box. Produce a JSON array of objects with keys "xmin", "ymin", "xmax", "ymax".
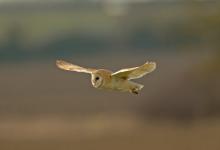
[
  {"xmin": 131, "ymin": 88, "xmax": 139, "ymax": 95},
  {"xmin": 132, "ymin": 91, "xmax": 139, "ymax": 95}
]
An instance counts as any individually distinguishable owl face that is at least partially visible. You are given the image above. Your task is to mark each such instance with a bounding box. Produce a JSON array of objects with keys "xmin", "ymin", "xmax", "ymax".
[
  {"xmin": 91, "ymin": 70, "xmax": 112, "ymax": 89},
  {"xmin": 91, "ymin": 74, "xmax": 104, "ymax": 88}
]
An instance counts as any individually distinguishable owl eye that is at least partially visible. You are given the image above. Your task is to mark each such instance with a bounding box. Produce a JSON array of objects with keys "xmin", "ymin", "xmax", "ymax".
[{"xmin": 95, "ymin": 77, "xmax": 100, "ymax": 81}]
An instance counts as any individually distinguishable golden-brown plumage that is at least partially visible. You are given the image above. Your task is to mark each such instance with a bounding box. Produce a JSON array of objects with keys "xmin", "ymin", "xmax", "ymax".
[{"xmin": 56, "ymin": 60, "xmax": 156, "ymax": 94}]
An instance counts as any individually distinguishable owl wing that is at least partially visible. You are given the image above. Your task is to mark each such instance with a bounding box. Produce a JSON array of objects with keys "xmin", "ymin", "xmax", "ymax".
[
  {"xmin": 111, "ymin": 61, "xmax": 156, "ymax": 80},
  {"xmin": 56, "ymin": 60, "xmax": 96, "ymax": 74}
]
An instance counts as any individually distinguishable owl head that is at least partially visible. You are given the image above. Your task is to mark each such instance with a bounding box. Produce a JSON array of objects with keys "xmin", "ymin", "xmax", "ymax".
[{"xmin": 91, "ymin": 70, "xmax": 112, "ymax": 88}]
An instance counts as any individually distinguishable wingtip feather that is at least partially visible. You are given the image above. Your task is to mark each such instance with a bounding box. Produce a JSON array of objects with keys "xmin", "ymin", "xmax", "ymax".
[
  {"xmin": 56, "ymin": 59, "xmax": 69, "ymax": 67},
  {"xmin": 145, "ymin": 61, "xmax": 156, "ymax": 72},
  {"xmin": 56, "ymin": 59, "xmax": 62, "ymax": 64},
  {"xmin": 56, "ymin": 59, "xmax": 69, "ymax": 70}
]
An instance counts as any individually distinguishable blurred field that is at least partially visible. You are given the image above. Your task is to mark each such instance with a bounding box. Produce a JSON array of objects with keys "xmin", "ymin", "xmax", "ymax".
[
  {"xmin": 1, "ymin": 118, "xmax": 220, "ymax": 150},
  {"xmin": 1, "ymin": 52, "xmax": 220, "ymax": 150}
]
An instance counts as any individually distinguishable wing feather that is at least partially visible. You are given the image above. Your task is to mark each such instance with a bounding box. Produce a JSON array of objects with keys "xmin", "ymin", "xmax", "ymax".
[
  {"xmin": 56, "ymin": 60, "xmax": 96, "ymax": 74},
  {"xmin": 111, "ymin": 61, "xmax": 156, "ymax": 80}
]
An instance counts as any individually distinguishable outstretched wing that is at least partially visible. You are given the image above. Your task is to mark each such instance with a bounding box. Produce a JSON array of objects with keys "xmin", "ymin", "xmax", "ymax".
[
  {"xmin": 111, "ymin": 61, "xmax": 156, "ymax": 80},
  {"xmin": 56, "ymin": 60, "xmax": 96, "ymax": 74}
]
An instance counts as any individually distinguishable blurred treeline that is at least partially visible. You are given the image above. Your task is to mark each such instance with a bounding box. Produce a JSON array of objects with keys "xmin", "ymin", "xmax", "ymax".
[{"xmin": 0, "ymin": 1, "xmax": 220, "ymax": 62}]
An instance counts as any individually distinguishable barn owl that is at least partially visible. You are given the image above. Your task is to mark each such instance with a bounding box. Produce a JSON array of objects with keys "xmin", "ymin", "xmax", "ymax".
[{"xmin": 56, "ymin": 60, "xmax": 156, "ymax": 94}]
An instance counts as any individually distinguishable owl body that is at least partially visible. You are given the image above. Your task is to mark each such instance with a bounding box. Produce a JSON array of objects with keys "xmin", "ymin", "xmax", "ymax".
[
  {"xmin": 104, "ymin": 75, "xmax": 143, "ymax": 93},
  {"xmin": 91, "ymin": 69, "xmax": 144, "ymax": 94},
  {"xmin": 56, "ymin": 60, "xmax": 156, "ymax": 94}
]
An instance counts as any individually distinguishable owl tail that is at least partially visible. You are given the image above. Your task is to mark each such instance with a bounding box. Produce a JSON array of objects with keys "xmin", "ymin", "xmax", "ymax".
[{"xmin": 130, "ymin": 82, "xmax": 144, "ymax": 95}]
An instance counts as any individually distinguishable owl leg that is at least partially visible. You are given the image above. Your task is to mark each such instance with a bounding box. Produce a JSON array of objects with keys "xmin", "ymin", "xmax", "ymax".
[
  {"xmin": 129, "ymin": 83, "xmax": 144, "ymax": 95},
  {"xmin": 131, "ymin": 88, "xmax": 139, "ymax": 95}
]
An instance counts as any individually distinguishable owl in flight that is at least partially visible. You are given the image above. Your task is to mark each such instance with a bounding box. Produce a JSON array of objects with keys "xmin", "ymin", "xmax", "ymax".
[{"xmin": 56, "ymin": 60, "xmax": 156, "ymax": 94}]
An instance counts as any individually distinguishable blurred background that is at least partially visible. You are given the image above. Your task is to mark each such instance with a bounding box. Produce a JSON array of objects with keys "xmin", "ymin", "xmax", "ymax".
[{"xmin": 0, "ymin": 0, "xmax": 220, "ymax": 150}]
